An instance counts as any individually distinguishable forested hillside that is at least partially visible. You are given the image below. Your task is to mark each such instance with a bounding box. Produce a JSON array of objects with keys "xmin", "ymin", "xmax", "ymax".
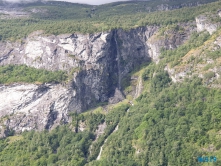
[
  {"xmin": 1, "ymin": 50, "xmax": 221, "ymax": 165},
  {"xmin": 1, "ymin": 0, "xmax": 221, "ymax": 166},
  {"xmin": 0, "ymin": 0, "xmax": 220, "ymax": 41}
]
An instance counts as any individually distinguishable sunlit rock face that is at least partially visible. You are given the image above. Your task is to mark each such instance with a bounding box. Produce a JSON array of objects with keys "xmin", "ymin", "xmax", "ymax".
[
  {"xmin": 147, "ymin": 22, "xmax": 195, "ymax": 63},
  {"xmin": 196, "ymin": 15, "xmax": 220, "ymax": 35},
  {"xmin": 0, "ymin": 24, "xmax": 191, "ymax": 137},
  {"xmin": 0, "ymin": 84, "xmax": 73, "ymax": 136}
]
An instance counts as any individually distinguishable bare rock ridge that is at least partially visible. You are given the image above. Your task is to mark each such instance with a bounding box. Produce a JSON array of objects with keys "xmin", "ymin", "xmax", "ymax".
[{"xmin": 0, "ymin": 25, "xmax": 190, "ymax": 137}]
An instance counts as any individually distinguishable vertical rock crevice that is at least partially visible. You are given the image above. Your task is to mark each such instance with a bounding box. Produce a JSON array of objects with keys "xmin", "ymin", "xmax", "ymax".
[{"xmin": 114, "ymin": 30, "xmax": 122, "ymax": 90}]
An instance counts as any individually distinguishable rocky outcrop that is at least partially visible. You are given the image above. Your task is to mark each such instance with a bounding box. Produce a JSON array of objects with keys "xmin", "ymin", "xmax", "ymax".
[
  {"xmin": 0, "ymin": 30, "xmax": 110, "ymax": 71},
  {"xmin": 0, "ymin": 21, "xmax": 195, "ymax": 136},
  {"xmin": 0, "ymin": 26, "xmax": 161, "ymax": 136},
  {"xmin": 147, "ymin": 22, "xmax": 196, "ymax": 63},
  {"xmin": 95, "ymin": 122, "xmax": 107, "ymax": 140},
  {"xmin": 0, "ymin": 83, "xmax": 73, "ymax": 137},
  {"xmin": 165, "ymin": 25, "xmax": 221, "ymax": 84},
  {"xmin": 196, "ymin": 14, "xmax": 221, "ymax": 35}
]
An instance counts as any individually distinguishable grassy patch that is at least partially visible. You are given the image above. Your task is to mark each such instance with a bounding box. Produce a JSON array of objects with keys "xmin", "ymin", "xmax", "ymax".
[
  {"xmin": 0, "ymin": 65, "xmax": 67, "ymax": 84},
  {"xmin": 7, "ymin": 135, "xmax": 23, "ymax": 144}
]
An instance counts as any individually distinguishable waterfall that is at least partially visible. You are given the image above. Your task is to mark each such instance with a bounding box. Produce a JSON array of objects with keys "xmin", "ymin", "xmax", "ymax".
[
  {"xmin": 114, "ymin": 32, "xmax": 121, "ymax": 90},
  {"xmin": 96, "ymin": 124, "xmax": 119, "ymax": 160}
]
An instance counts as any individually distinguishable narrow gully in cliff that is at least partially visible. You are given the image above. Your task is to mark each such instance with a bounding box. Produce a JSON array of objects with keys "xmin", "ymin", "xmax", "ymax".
[
  {"xmin": 96, "ymin": 124, "xmax": 119, "ymax": 160},
  {"xmin": 96, "ymin": 139, "xmax": 107, "ymax": 160},
  {"xmin": 114, "ymin": 32, "xmax": 121, "ymax": 90}
]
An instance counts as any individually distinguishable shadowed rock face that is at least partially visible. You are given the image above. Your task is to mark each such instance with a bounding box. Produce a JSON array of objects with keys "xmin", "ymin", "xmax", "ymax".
[{"xmin": 0, "ymin": 25, "xmax": 191, "ymax": 137}]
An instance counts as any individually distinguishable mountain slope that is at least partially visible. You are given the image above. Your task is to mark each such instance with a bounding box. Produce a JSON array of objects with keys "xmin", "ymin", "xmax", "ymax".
[
  {"xmin": 0, "ymin": 0, "xmax": 221, "ymax": 166},
  {"xmin": 0, "ymin": 0, "xmax": 220, "ymax": 41}
]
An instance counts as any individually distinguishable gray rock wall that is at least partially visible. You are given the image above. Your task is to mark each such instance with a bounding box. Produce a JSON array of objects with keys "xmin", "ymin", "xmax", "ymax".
[{"xmin": 0, "ymin": 25, "xmax": 190, "ymax": 137}]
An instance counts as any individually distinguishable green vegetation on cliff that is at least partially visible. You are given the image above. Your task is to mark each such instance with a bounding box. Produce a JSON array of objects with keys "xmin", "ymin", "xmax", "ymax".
[
  {"xmin": 1, "ymin": 65, "xmax": 221, "ymax": 166},
  {"xmin": 0, "ymin": 65, "xmax": 67, "ymax": 84},
  {"xmin": 1, "ymin": 30, "xmax": 221, "ymax": 165},
  {"xmin": 1, "ymin": 0, "xmax": 221, "ymax": 166}
]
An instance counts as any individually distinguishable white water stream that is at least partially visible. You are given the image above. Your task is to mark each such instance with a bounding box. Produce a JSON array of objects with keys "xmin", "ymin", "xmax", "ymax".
[{"xmin": 96, "ymin": 124, "xmax": 119, "ymax": 160}]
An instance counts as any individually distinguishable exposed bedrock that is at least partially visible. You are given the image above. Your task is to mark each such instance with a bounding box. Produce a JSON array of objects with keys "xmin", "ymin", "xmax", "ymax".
[{"xmin": 0, "ymin": 25, "xmax": 191, "ymax": 136}]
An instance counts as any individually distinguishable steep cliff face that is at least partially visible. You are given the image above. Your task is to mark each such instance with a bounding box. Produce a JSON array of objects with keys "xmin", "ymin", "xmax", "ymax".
[
  {"xmin": 196, "ymin": 14, "xmax": 220, "ymax": 34},
  {"xmin": 0, "ymin": 83, "xmax": 73, "ymax": 137},
  {"xmin": 147, "ymin": 22, "xmax": 196, "ymax": 63},
  {"xmin": 0, "ymin": 30, "xmax": 110, "ymax": 71},
  {"xmin": 0, "ymin": 26, "xmax": 162, "ymax": 136},
  {"xmin": 0, "ymin": 22, "xmax": 194, "ymax": 136}
]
